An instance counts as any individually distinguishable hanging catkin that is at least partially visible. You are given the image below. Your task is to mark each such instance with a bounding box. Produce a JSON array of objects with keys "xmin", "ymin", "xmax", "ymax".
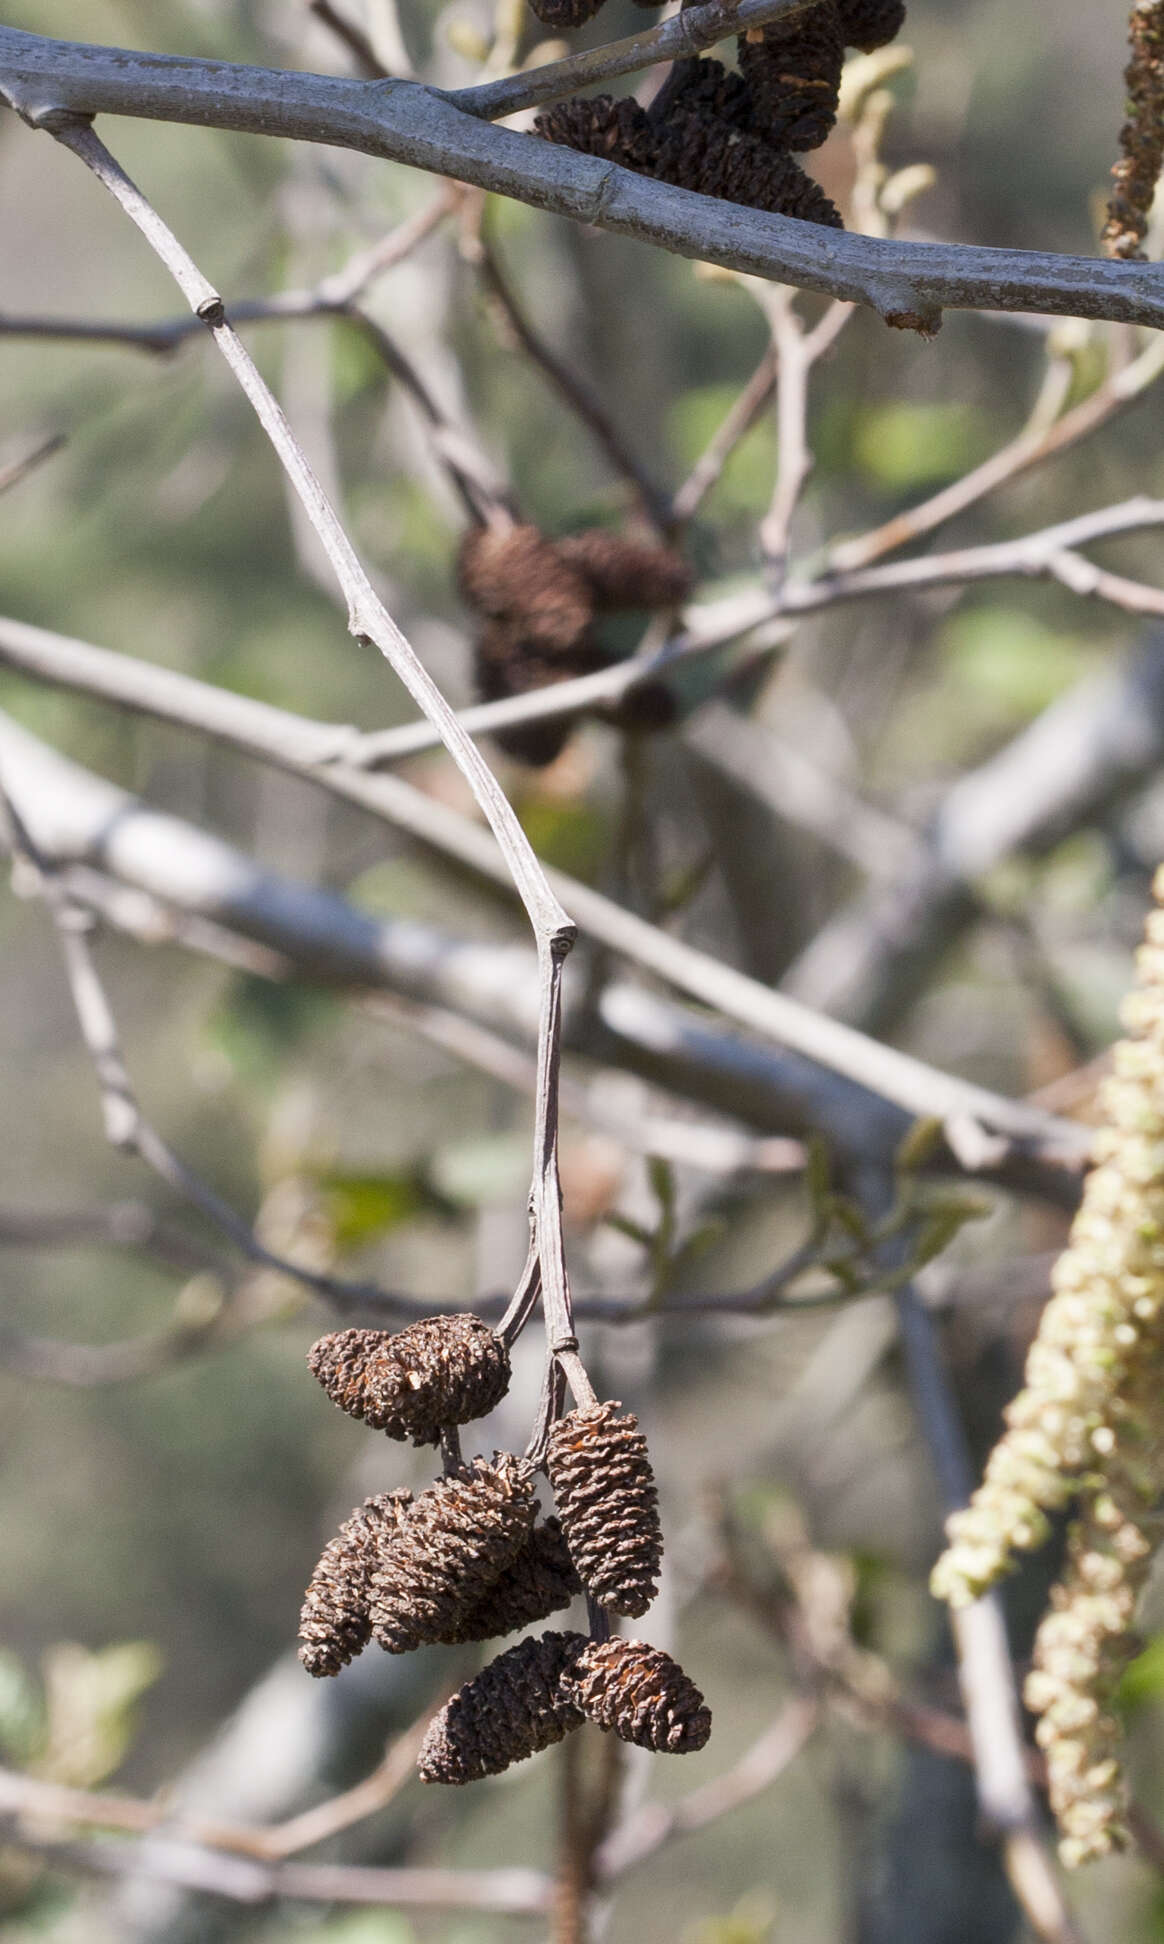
[
  {"xmin": 298, "ymin": 1488, "xmax": 413, "ymax": 1677},
  {"xmin": 457, "ymin": 524, "xmax": 593, "ymax": 654},
  {"xmin": 369, "ymin": 1454, "xmax": 537, "ymax": 1652},
  {"xmin": 417, "ymin": 1631, "xmax": 587, "ymax": 1784},
  {"xmin": 546, "ymin": 1401, "xmax": 663, "ymax": 1616},
  {"xmin": 559, "ymin": 1637, "xmax": 712, "ymax": 1751},
  {"xmin": 306, "ymin": 1315, "xmax": 511, "ymax": 1446},
  {"xmin": 554, "ymin": 532, "xmax": 693, "ymax": 612}
]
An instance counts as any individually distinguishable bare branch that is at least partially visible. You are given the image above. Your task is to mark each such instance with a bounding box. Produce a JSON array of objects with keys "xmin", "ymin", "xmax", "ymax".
[
  {"xmin": 4, "ymin": 28, "xmax": 1164, "ymax": 330},
  {"xmin": 0, "ymin": 429, "xmax": 64, "ymax": 494},
  {"xmin": 0, "ymin": 629, "xmax": 1090, "ymax": 1181}
]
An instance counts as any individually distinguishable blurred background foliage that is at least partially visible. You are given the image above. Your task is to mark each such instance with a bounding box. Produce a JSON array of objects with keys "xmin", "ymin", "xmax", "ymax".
[{"xmin": 3, "ymin": 0, "xmax": 1164, "ymax": 1939}]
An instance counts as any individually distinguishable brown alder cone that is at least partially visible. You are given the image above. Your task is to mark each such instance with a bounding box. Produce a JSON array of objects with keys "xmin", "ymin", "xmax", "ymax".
[
  {"xmin": 458, "ymin": 523, "xmax": 593, "ymax": 653},
  {"xmin": 306, "ymin": 1315, "xmax": 510, "ymax": 1446},
  {"xmin": 648, "ymin": 56, "xmax": 756, "ymax": 138},
  {"xmin": 836, "ymin": 0, "xmax": 906, "ymax": 52},
  {"xmin": 738, "ymin": 1, "xmax": 845, "ymax": 151},
  {"xmin": 369, "ymin": 1454, "xmax": 538, "ymax": 1652},
  {"xmin": 298, "ymin": 1488, "xmax": 413, "ymax": 1677},
  {"xmin": 545, "ymin": 1400, "xmax": 663, "ymax": 1616},
  {"xmin": 1102, "ymin": 1, "xmax": 1164, "ymax": 261},
  {"xmin": 537, "ymin": 90, "xmax": 843, "ymax": 228},
  {"xmin": 526, "ymin": 0, "xmax": 608, "ymax": 28},
  {"xmin": 473, "ymin": 619, "xmax": 607, "ymax": 767},
  {"xmin": 653, "ymin": 111, "xmax": 844, "ymax": 226},
  {"xmin": 560, "ymin": 1637, "xmax": 712, "ymax": 1751},
  {"xmin": 534, "ymin": 95, "xmax": 658, "ymax": 170},
  {"xmin": 555, "ymin": 531, "xmax": 693, "ymax": 611},
  {"xmin": 443, "ymin": 1516, "xmax": 583, "ymax": 1643},
  {"xmin": 418, "ymin": 1631, "xmax": 587, "ymax": 1784}
]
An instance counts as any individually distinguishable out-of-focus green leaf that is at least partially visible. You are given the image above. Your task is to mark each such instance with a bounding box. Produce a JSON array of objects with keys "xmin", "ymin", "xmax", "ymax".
[
  {"xmin": 207, "ymin": 977, "xmax": 338, "ymax": 1091},
  {"xmin": 853, "ymin": 402, "xmax": 992, "ymax": 489},
  {"xmin": 666, "ymin": 385, "xmax": 776, "ymax": 517},
  {"xmin": 428, "ymin": 1130, "xmax": 530, "ymax": 1207},
  {"xmin": 313, "ymin": 1170, "xmax": 436, "ymax": 1247},
  {"xmin": 0, "ymin": 1650, "xmax": 45, "ymax": 1767},
  {"xmin": 519, "ymin": 796, "xmax": 612, "ymax": 880},
  {"xmin": 1117, "ymin": 1633, "xmax": 1164, "ymax": 1714},
  {"xmin": 36, "ymin": 1641, "xmax": 163, "ymax": 1789},
  {"xmin": 290, "ymin": 1912, "xmax": 417, "ymax": 1943},
  {"xmin": 684, "ymin": 1889, "xmax": 778, "ymax": 1944}
]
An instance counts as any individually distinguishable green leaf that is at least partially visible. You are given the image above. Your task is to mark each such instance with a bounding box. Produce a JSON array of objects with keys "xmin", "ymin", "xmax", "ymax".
[
  {"xmin": 314, "ymin": 1171, "xmax": 434, "ymax": 1248},
  {"xmin": 854, "ymin": 402, "xmax": 992, "ymax": 490},
  {"xmin": 1118, "ymin": 1633, "xmax": 1164, "ymax": 1714},
  {"xmin": 0, "ymin": 1650, "xmax": 45, "ymax": 1766},
  {"xmin": 38, "ymin": 1640, "xmax": 163, "ymax": 1788}
]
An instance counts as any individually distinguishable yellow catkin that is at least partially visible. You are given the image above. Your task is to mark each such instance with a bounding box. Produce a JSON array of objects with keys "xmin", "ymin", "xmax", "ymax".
[
  {"xmin": 1025, "ymin": 1335, "xmax": 1164, "ymax": 1865},
  {"xmin": 932, "ymin": 870, "xmax": 1164, "ymax": 1612}
]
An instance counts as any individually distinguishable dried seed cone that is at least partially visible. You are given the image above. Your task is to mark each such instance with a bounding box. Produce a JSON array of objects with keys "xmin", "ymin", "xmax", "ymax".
[
  {"xmin": 299, "ymin": 1489, "xmax": 412, "ymax": 1677},
  {"xmin": 526, "ymin": 0, "xmax": 608, "ymax": 28},
  {"xmin": 546, "ymin": 1401, "xmax": 663, "ymax": 1616},
  {"xmin": 445, "ymin": 1517, "xmax": 583, "ymax": 1644},
  {"xmin": 560, "ymin": 1637, "xmax": 711, "ymax": 1752},
  {"xmin": 306, "ymin": 1315, "xmax": 511, "ymax": 1446},
  {"xmin": 653, "ymin": 112, "xmax": 843, "ymax": 226},
  {"xmin": 369, "ymin": 1455, "xmax": 537, "ymax": 1653},
  {"xmin": 535, "ymin": 95, "xmax": 656, "ymax": 170},
  {"xmin": 836, "ymin": 0, "xmax": 906, "ymax": 51},
  {"xmin": 473, "ymin": 620, "xmax": 607, "ymax": 767},
  {"xmin": 555, "ymin": 532, "xmax": 693, "ymax": 611},
  {"xmin": 458, "ymin": 524, "xmax": 592, "ymax": 653},
  {"xmin": 738, "ymin": 1, "xmax": 845, "ymax": 151},
  {"xmin": 418, "ymin": 1631, "xmax": 587, "ymax": 1784},
  {"xmin": 932, "ymin": 872, "xmax": 1164, "ymax": 1611}
]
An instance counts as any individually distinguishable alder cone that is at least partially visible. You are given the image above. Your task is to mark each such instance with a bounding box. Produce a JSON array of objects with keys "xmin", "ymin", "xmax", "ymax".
[
  {"xmin": 546, "ymin": 1400, "xmax": 663, "ymax": 1616},
  {"xmin": 653, "ymin": 113, "xmax": 843, "ymax": 227},
  {"xmin": 369, "ymin": 1455, "xmax": 537, "ymax": 1653},
  {"xmin": 306, "ymin": 1315, "xmax": 510, "ymax": 1446},
  {"xmin": 534, "ymin": 95, "xmax": 656, "ymax": 171},
  {"xmin": 555, "ymin": 532, "xmax": 693, "ymax": 612},
  {"xmin": 418, "ymin": 1631, "xmax": 587, "ymax": 1784},
  {"xmin": 649, "ymin": 56, "xmax": 756, "ymax": 137},
  {"xmin": 526, "ymin": 0, "xmax": 607, "ymax": 27},
  {"xmin": 298, "ymin": 1488, "xmax": 412, "ymax": 1677},
  {"xmin": 457, "ymin": 524, "xmax": 592, "ymax": 654},
  {"xmin": 473, "ymin": 620, "xmax": 608, "ymax": 766},
  {"xmin": 836, "ymin": 0, "xmax": 905, "ymax": 50},
  {"xmin": 738, "ymin": 2, "xmax": 845, "ymax": 151},
  {"xmin": 445, "ymin": 1516, "xmax": 582, "ymax": 1644},
  {"xmin": 560, "ymin": 1637, "xmax": 711, "ymax": 1752}
]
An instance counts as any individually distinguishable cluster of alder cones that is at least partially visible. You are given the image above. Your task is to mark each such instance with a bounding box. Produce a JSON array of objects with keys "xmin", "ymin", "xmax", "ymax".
[
  {"xmin": 457, "ymin": 521, "xmax": 692, "ymax": 765},
  {"xmin": 535, "ymin": 0, "xmax": 907, "ymax": 228},
  {"xmin": 300, "ymin": 1313, "xmax": 711, "ymax": 1784}
]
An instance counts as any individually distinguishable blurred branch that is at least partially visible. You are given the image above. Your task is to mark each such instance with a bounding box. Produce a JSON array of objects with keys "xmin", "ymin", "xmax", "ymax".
[
  {"xmin": 473, "ymin": 221, "xmax": 672, "ymax": 533},
  {"xmin": 786, "ymin": 627, "xmax": 1164, "ymax": 1031},
  {"xmin": 5, "ymin": 29, "xmax": 1164, "ymax": 331},
  {"xmin": 308, "ymin": 0, "xmax": 384, "ymax": 77},
  {"xmin": 0, "ymin": 648, "xmax": 1090, "ymax": 1186},
  {"xmin": 831, "ymin": 329, "xmax": 1164, "ymax": 572},
  {"xmin": 0, "ymin": 429, "xmax": 65, "ymax": 494},
  {"xmin": 0, "ymin": 764, "xmax": 426, "ymax": 1322}
]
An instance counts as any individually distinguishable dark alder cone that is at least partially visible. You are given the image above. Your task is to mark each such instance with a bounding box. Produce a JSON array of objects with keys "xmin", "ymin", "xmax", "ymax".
[
  {"xmin": 473, "ymin": 620, "xmax": 607, "ymax": 767},
  {"xmin": 526, "ymin": 0, "xmax": 607, "ymax": 27},
  {"xmin": 445, "ymin": 1517, "xmax": 582, "ymax": 1643},
  {"xmin": 534, "ymin": 95, "xmax": 657, "ymax": 171},
  {"xmin": 298, "ymin": 1489, "xmax": 412, "ymax": 1677},
  {"xmin": 738, "ymin": 1, "xmax": 845, "ymax": 151},
  {"xmin": 648, "ymin": 56, "xmax": 756, "ymax": 138},
  {"xmin": 457, "ymin": 524, "xmax": 593, "ymax": 654},
  {"xmin": 369, "ymin": 1454, "xmax": 537, "ymax": 1653},
  {"xmin": 560, "ymin": 1637, "xmax": 712, "ymax": 1752},
  {"xmin": 306, "ymin": 1315, "xmax": 511, "ymax": 1446},
  {"xmin": 600, "ymin": 680, "xmax": 680, "ymax": 737},
  {"xmin": 836, "ymin": 0, "xmax": 905, "ymax": 51},
  {"xmin": 555, "ymin": 532, "xmax": 693, "ymax": 612},
  {"xmin": 418, "ymin": 1631, "xmax": 587, "ymax": 1784},
  {"xmin": 653, "ymin": 112, "xmax": 844, "ymax": 227},
  {"xmin": 546, "ymin": 1400, "xmax": 663, "ymax": 1616}
]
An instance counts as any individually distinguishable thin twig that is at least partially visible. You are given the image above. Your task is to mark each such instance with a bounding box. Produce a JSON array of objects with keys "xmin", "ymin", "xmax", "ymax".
[
  {"xmin": 308, "ymin": 0, "xmax": 384, "ymax": 77},
  {"xmin": 474, "ymin": 223, "xmax": 671, "ymax": 533},
  {"xmin": 0, "ymin": 624, "xmax": 1090, "ymax": 1180},
  {"xmin": 6, "ymin": 30, "xmax": 1164, "ymax": 330},
  {"xmin": 0, "ymin": 430, "xmax": 65, "ymax": 494},
  {"xmin": 45, "ymin": 117, "xmax": 580, "ymax": 1383}
]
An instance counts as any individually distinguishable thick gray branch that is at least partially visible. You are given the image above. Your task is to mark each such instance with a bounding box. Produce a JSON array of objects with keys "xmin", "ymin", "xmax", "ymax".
[{"xmin": 2, "ymin": 26, "xmax": 1163, "ymax": 331}]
